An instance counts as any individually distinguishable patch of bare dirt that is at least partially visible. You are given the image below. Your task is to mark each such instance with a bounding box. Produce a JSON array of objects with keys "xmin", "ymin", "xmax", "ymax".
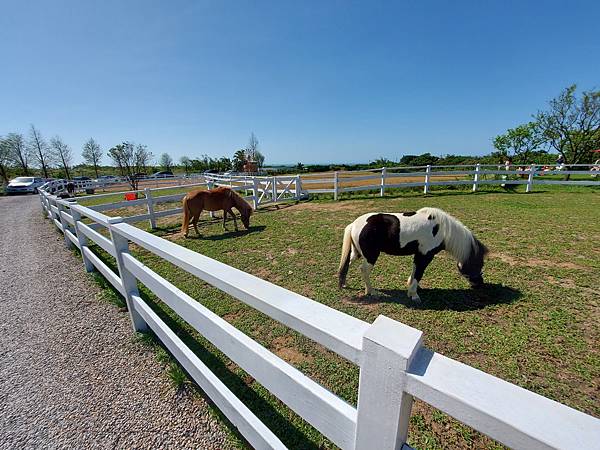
[
  {"xmin": 250, "ymin": 267, "xmax": 282, "ymax": 284},
  {"xmin": 492, "ymin": 253, "xmax": 588, "ymax": 271},
  {"xmin": 340, "ymin": 293, "xmax": 382, "ymax": 310},
  {"xmin": 294, "ymin": 201, "xmax": 378, "ymax": 212},
  {"xmin": 545, "ymin": 276, "xmax": 598, "ymax": 296},
  {"xmin": 221, "ymin": 310, "xmax": 244, "ymax": 322},
  {"xmin": 408, "ymin": 400, "xmax": 500, "ymax": 449},
  {"xmin": 528, "ymin": 258, "xmax": 587, "ymax": 270},
  {"xmin": 270, "ymin": 335, "xmax": 313, "ymax": 365}
]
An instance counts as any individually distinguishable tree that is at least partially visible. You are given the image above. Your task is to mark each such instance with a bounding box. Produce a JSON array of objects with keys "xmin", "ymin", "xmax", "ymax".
[
  {"xmin": 247, "ymin": 132, "xmax": 259, "ymax": 160},
  {"xmin": 50, "ymin": 136, "xmax": 73, "ymax": 179},
  {"xmin": 5, "ymin": 133, "xmax": 29, "ymax": 175},
  {"xmin": 108, "ymin": 141, "xmax": 153, "ymax": 190},
  {"xmin": 254, "ymin": 150, "xmax": 265, "ymax": 169},
  {"xmin": 400, "ymin": 153, "xmax": 439, "ymax": 166},
  {"xmin": 493, "ymin": 122, "xmax": 544, "ymax": 163},
  {"xmin": 218, "ymin": 157, "xmax": 232, "ymax": 171},
  {"xmin": 82, "ymin": 138, "xmax": 103, "ymax": 178},
  {"xmin": 370, "ymin": 157, "xmax": 396, "ymax": 167},
  {"xmin": 0, "ymin": 137, "xmax": 12, "ymax": 184},
  {"xmin": 535, "ymin": 85, "xmax": 600, "ymax": 167},
  {"xmin": 180, "ymin": 156, "xmax": 191, "ymax": 174},
  {"xmin": 28, "ymin": 125, "xmax": 52, "ymax": 178},
  {"xmin": 232, "ymin": 149, "xmax": 247, "ymax": 172},
  {"xmin": 135, "ymin": 144, "xmax": 153, "ymax": 173},
  {"xmin": 159, "ymin": 153, "xmax": 174, "ymax": 171}
]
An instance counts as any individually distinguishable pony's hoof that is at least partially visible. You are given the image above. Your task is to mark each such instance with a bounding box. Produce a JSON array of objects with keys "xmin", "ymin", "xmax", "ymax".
[
  {"xmin": 366, "ymin": 289, "xmax": 382, "ymax": 299},
  {"xmin": 410, "ymin": 295, "xmax": 421, "ymax": 303}
]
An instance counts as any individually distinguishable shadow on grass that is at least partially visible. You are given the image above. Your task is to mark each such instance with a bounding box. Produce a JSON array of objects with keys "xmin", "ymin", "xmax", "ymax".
[
  {"xmin": 152, "ymin": 219, "xmax": 267, "ymax": 240},
  {"xmin": 344, "ymin": 283, "xmax": 521, "ymax": 311},
  {"xmin": 88, "ymin": 245, "xmax": 323, "ymax": 449},
  {"xmin": 138, "ymin": 290, "xmax": 323, "ymax": 450},
  {"xmin": 181, "ymin": 225, "xmax": 267, "ymax": 241}
]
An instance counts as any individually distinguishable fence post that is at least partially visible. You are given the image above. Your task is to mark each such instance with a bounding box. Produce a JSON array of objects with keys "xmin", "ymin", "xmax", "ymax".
[
  {"xmin": 41, "ymin": 193, "xmax": 49, "ymax": 217},
  {"xmin": 46, "ymin": 195, "xmax": 53, "ymax": 218},
  {"xmin": 50, "ymin": 196, "xmax": 60, "ymax": 223},
  {"xmin": 355, "ymin": 316, "xmax": 423, "ymax": 449},
  {"xmin": 207, "ymin": 180, "xmax": 215, "ymax": 218},
  {"xmin": 334, "ymin": 171, "xmax": 339, "ymax": 201},
  {"xmin": 57, "ymin": 201, "xmax": 73, "ymax": 249},
  {"xmin": 526, "ymin": 164, "xmax": 536, "ymax": 193},
  {"xmin": 39, "ymin": 193, "xmax": 46, "ymax": 213},
  {"xmin": 423, "ymin": 165, "xmax": 431, "ymax": 194},
  {"xmin": 472, "ymin": 163, "xmax": 480, "ymax": 192},
  {"xmin": 144, "ymin": 188, "xmax": 157, "ymax": 229},
  {"xmin": 380, "ymin": 167, "xmax": 387, "ymax": 197},
  {"xmin": 272, "ymin": 176, "xmax": 277, "ymax": 202},
  {"xmin": 252, "ymin": 177, "xmax": 259, "ymax": 209},
  {"xmin": 108, "ymin": 217, "xmax": 148, "ymax": 332},
  {"xmin": 71, "ymin": 208, "xmax": 94, "ymax": 273},
  {"xmin": 295, "ymin": 175, "xmax": 302, "ymax": 200}
]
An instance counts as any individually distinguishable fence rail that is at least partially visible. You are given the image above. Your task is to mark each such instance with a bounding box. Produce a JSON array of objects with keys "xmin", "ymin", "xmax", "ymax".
[
  {"xmin": 71, "ymin": 176, "xmax": 306, "ymax": 230},
  {"xmin": 298, "ymin": 163, "xmax": 599, "ymax": 198},
  {"xmin": 37, "ymin": 186, "xmax": 600, "ymax": 449}
]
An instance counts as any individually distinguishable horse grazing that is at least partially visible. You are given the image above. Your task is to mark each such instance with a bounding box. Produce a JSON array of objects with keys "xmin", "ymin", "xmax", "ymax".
[
  {"xmin": 338, "ymin": 207, "xmax": 488, "ymax": 302},
  {"xmin": 181, "ymin": 187, "xmax": 253, "ymax": 237}
]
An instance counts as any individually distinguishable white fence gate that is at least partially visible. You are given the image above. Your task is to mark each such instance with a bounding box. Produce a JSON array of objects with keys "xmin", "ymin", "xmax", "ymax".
[
  {"xmin": 37, "ymin": 185, "xmax": 600, "ymax": 450},
  {"xmin": 203, "ymin": 174, "xmax": 305, "ymax": 209}
]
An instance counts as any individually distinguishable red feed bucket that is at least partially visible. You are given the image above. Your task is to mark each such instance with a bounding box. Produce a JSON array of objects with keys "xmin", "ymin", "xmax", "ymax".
[{"xmin": 124, "ymin": 192, "xmax": 137, "ymax": 201}]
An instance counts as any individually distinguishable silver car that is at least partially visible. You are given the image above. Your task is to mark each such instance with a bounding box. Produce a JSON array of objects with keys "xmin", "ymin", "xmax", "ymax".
[{"xmin": 6, "ymin": 176, "xmax": 46, "ymax": 194}]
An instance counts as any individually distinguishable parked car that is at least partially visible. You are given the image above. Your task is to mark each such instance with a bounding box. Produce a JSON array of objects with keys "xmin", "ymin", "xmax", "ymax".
[
  {"xmin": 94, "ymin": 175, "xmax": 120, "ymax": 183},
  {"xmin": 150, "ymin": 171, "xmax": 174, "ymax": 178},
  {"xmin": 6, "ymin": 176, "xmax": 47, "ymax": 194},
  {"xmin": 72, "ymin": 176, "xmax": 91, "ymax": 181}
]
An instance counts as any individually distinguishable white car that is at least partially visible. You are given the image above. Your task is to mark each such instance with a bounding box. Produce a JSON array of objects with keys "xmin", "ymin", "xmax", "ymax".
[
  {"xmin": 6, "ymin": 176, "xmax": 47, "ymax": 194},
  {"xmin": 94, "ymin": 175, "xmax": 120, "ymax": 183}
]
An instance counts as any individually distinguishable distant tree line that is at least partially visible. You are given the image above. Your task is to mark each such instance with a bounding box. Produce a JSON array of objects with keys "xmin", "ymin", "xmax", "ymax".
[
  {"xmin": 493, "ymin": 85, "xmax": 600, "ymax": 167},
  {"xmin": 3, "ymin": 86, "xmax": 597, "ymax": 184},
  {"xmin": 0, "ymin": 125, "xmax": 78, "ymax": 184}
]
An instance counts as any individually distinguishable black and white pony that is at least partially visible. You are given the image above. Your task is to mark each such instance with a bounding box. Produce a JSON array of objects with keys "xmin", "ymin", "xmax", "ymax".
[{"xmin": 338, "ymin": 207, "xmax": 488, "ymax": 302}]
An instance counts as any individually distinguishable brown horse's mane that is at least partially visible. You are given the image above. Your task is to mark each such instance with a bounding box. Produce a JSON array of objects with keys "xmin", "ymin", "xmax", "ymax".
[{"xmin": 229, "ymin": 188, "xmax": 253, "ymax": 215}]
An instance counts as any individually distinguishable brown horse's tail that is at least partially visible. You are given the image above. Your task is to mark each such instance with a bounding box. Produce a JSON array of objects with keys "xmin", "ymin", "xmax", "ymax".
[{"xmin": 181, "ymin": 195, "xmax": 191, "ymax": 236}]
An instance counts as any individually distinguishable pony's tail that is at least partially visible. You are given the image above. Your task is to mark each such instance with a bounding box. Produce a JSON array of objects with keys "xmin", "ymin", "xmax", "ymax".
[
  {"xmin": 181, "ymin": 195, "xmax": 191, "ymax": 236},
  {"xmin": 418, "ymin": 207, "xmax": 476, "ymax": 264},
  {"xmin": 338, "ymin": 224, "xmax": 353, "ymax": 288}
]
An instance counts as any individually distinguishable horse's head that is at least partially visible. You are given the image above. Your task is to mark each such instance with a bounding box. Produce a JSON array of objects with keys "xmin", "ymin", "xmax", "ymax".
[
  {"xmin": 458, "ymin": 237, "xmax": 488, "ymax": 288},
  {"xmin": 232, "ymin": 191, "xmax": 253, "ymax": 230},
  {"xmin": 240, "ymin": 205, "xmax": 253, "ymax": 229}
]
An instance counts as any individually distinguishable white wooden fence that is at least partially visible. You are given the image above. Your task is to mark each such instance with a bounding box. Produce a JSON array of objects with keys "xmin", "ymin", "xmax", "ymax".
[
  {"xmin": 40, "ymin": 174, "xmax": 205, "ymax": 196},
  {"xmin": 299, "ymin": 163, "xmax": 600, "ymax": 199},
  {"xmin": 203, "ymin": 173, "xmax": 306, "ymax": 208},
  {"xmin": 38, "ymin": 188, "xmax": 600, "ymax": 449},
  {"xmin": 72, "ymin": 176, "xmax": 306, "ymax": 229}
]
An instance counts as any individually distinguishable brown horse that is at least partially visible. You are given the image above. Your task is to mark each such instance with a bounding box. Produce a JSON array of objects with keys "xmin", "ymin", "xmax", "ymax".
[{"xmin": 181, "ymin": 187, "xmax": 253, "ymax": 237}]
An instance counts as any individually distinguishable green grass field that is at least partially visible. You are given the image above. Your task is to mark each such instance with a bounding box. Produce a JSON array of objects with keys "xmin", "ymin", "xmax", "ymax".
[{"xmin": 87, "ymin": 187, "xmax": 599, "ymax": 449}]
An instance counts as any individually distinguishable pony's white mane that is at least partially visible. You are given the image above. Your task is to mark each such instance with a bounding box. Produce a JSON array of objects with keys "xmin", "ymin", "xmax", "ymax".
[{"xmin": 417, "ymin": 207, "xmax": 475, "ymax": 263}]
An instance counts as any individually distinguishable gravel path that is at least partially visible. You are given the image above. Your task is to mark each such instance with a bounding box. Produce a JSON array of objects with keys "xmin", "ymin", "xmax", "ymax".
[{"xmin": 0, "ymin": 195, "xmax": 233, "ymax": 449}]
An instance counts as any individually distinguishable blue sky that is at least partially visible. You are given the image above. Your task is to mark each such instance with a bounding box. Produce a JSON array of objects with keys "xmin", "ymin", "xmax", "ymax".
[{"xmin": 1, "ymin": 1, "xmax": 599, "ymax": 165}]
